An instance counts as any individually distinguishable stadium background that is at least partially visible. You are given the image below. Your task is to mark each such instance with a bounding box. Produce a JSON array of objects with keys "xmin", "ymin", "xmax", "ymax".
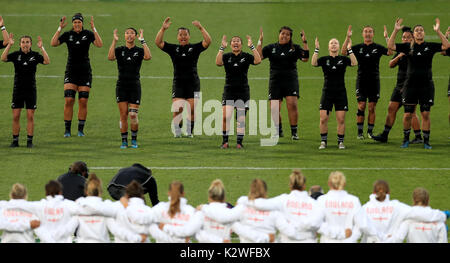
[{"xmin": 0, "ymin": 0, "xmax": 448, "ymax": 240}]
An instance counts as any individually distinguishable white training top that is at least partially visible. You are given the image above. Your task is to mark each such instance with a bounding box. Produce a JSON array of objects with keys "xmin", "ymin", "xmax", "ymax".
[
  {"xmin": 316, "ymin": 190, "xmax": 362, "ymax": 243},
  {"xmin": 0, "ymin": 199, "xmax": 39, "ymax": 243},
  {"xmin": 196, "ymin": 202, "xmax": 236, "ymax": 243},
  {"xmin": 249, "ymin": 190, "xmax": 324, "ymax": 243},
  {"xmin": 386, "ymin": 206, "xmax": 447, "ymax": 243},
  {"xmin": 149, "ymin": 198, "xmax": 202, "ymax": 243}
]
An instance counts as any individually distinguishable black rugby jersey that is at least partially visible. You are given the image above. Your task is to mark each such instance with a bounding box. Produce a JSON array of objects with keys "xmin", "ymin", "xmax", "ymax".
[
  {"xmin": 392, "ymin": 52, "xmax": 408, "ymax": 88},
  {"xmin": 396, "ymin": 42, "xmax": 442, "ymax": 77},
  {"xmin": 352, "ymin": 43, "xmax": 388, "ymax": 78},
  {"xmin": 115, "ymin": 46, "xmax": 144, "ymax": 81},
  {"xmin": 262, "ymin": 43, "xmax": 308, "ymax": 80},
  {"xmin": 0, "ymin": 41, "xmax": 6, "ymax": 49},
  {"xmin": 317, "ymin": 55, "xmax": 351, "ymax": 92},
  {"xmin": 58, "ymin": 29, "xmax": 95, "ymax": 67},
  {"xmin": 6, "ymin": 50, "xmax": 44, "ymax": 88},
  {"xmin": 162, "ymin": 41, "xmax": 206, "ymax": 80},
  {"xmin": 222, "ymin": 52, "xmax": 255, "ymax": 90}
]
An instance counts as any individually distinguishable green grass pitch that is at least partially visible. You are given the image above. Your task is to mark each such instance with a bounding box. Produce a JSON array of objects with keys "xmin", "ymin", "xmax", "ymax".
[{"xmin": 0, "ymin": 0, "xmax": 448, "ymax": 239}]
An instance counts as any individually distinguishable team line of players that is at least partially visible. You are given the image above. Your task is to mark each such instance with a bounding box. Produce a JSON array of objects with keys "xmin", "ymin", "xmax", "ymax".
[
  {"xmin": 1, "ymin": 15, "xmax": 449, "ymax": 149},
  {"xmin": 0, "ymin": 170, "xmax": 448, "ymax": 243}
]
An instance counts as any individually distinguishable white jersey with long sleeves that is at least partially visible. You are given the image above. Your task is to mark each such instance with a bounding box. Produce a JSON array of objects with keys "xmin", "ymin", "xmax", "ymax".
[
  {"xmin": 387, "ymin": 206, "xmax": 447, "ymax": 243},
  {"xmin": 196, "ymin": 202, "xmax": 234, "ymax": 243},
  {"xmin": 0, "ymin": 199, "xmax": 39, "ymax": 243},
  {"xmin": 250, "ymin": 190, "xmax": 324, "ymax": 243},
  {"xmin": 113, "ymin": 197, "xmax": 153, "ymax": 243},
  {"xmin": 150, "ymin": 198, "xmax": 202, "ymax": 243},
  {"xmin": 317, "ymin": 190, "xmax": 362, "ymax": 243}
]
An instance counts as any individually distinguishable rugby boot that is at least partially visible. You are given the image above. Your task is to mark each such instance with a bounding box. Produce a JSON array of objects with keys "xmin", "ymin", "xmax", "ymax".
[
  {"xmin": 131, "ymin": 140, "xmax": 138, "ymax": 149},
  {"xmin": 319, "ymin": 141, "xmax": 327, "ymax": 150},
  {"xmin": 400, "ymin": 140, "xmax": 409, "ymax": 148},
  {"xmin": 220, "ymin": 142, "xmax": 229, "ymax": 149},
  {"xmin": 372, "ymin": 134, "xmax": 388, "ymax": 143}
]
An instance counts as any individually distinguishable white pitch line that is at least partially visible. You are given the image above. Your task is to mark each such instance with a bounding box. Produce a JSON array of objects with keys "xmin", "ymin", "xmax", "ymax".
[
  {"xmin": 0, "ymin": 75, "xmax": 448, "ymax": 80},
  {"xmin": 90, "ymin": 166, "xmax": 450, "ymax": 171}
]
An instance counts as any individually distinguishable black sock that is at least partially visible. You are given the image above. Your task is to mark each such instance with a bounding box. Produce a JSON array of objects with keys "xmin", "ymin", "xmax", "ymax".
[
  {"xmin": 320, "ymin": 133, "xmax": 328, "ymax": 143},
  {"xmin": 368, "ymin": 124, "xmax": 374, "ymax": 134},
  {"xmin": 414, "ymin": 129, "xmax": 422, "ymax": 139},
  {"xmin": 190, "ymin": 121, "xmax": 195, "ymax": 134},
  {"xmin": 338, "ymin": 134, "xmax": 345, "ymax": 144},
  {"xmin": 357, "ymin": 122, "xmax": 364, "ymax": 134},
  {"xmin": 403, "ymin": 129, "xmax": 411, "ymax": 142},
  {"xmin": 78, "ymin": 120, "xmax": 86, "ymax": 132},
  {"xmin": 237, "ymin": 134, "xmax": 244, "ymax": 145},
  {"xmin": 291, "ymin": 125, "xmax": 298, "ymax": 135},
  {"xmin": 187, "ymin": 121, "xmax": 194, "ymax": 135},
  {"xmin": 131, "ymin": 130, "xmax": 138, "ymax": 141},
  {"xmin": 64, "ymin": 120, "xmax": 72, "ymax": 133},
  {"xmin": 222, "ymin": 131, "xmax": 229, "ymax": 144},
  {"xmin": 121, "ymin": 132, "xmax": 128, "ymax": 143},
  {"xmin": 27, "ymin": 135, "xmax": 33, "ymax": 143},
  {"xmin": 423, "ymin": 130, "xmax": 430, "ymax": 144},
  {"xmin": 382, "ymin": 125, "xmax": 392, "ymax": 137},
  {"xmin": 12, "ymin": 134, "xmax": 19, "ymax": 142},
  {"xmin": 279, "ymin": 122, "xmax": 283, "ymax": 132}
]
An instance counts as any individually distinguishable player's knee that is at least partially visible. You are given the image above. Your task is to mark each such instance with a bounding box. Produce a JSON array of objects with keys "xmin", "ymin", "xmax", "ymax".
[
  {"xmin": 64, "ymin": 89, "xmax": 76, "ymax": 99},
  {"xmin": 79, "ymin": 91, "xmax": 90, "ymax": 100},
  {"xmin": 129, "ymin": 108, "xmax": 139, "ymax": 125}
]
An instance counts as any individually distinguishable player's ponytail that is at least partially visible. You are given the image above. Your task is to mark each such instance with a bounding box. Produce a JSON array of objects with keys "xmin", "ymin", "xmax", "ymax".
[
  {"xmin": 373, "ymin": 180, "xmax": 389, "ymax": 202},
  {"xmin": 168, "ymin": 181, "xmax": 184, "ymax": 218},
  {"xmin": 328, "ymin": 171, "xmax": 346, "ymax": 190},
  {"xmin": 85, "ymin": 173, "xmax": 102, "ymax": 197},
  {"xmin": 289, "ymin": 170, "xmax": 306, "ymax": 191},
  {"xmin": 248, "ymin": 179, "xmax": 267, "ymax": 200}
]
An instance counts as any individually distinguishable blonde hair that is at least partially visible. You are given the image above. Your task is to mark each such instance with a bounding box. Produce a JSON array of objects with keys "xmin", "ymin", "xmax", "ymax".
[
  {"xmin": 328, "ymin": 171, "xmax": 346, "ymax": 190},
  {"xmin": 10, "ymin": 183, "xmax": 27, "ymax": 200},
  {"xmin": 168, "ymin": 181, "xmax": 184, "ymax": 218},
  {"xmin": 412, "ymin": 187, "xmax": 429, "ymax": 206},
  {"xmin": 289, "ymin": 170, "xmax": 306, "ymax": 191},
  {"xmin": 373, "ymin": 180, "xmax": 390, "ymax": 202},
  {"xmin": 248, "ymin": 179, "xmax": 267, "ymax": 200},
  {"xmin": 85, "ymin": 173, "xmax": 102, "ymax": 197},
  {"xmin": 208, "ymin": 179, "xmax": 225, "ymax": 202}
]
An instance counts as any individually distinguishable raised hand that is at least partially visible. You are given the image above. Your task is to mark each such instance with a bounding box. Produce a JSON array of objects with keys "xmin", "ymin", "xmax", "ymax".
[
  {"xmin": 347, "ymin": 38, "xmax": 352, "ymax": 49},
  {"xmin": 221, "ymin": 35, "xmax": 227, "ymax": 48},
  {"xmin": 314, "ymin": 37, "xmax": 319, "ymax": 49},
  {"xmin": 37, "ymin": 36, "xmax": 43, "ymax": 48},
  {"xmin": 259, "ymin": 27, "xmax": 263, "ymax": 41},
  {"xmin": 394, "ymin": 18, "xmax": 404, "ymax": 32},
  {"xmin": 90, "ymin": 16, "xmax": 95, "ymax": 31},
  {"xmin": 113, "ymin": 29, "xmax": 118, "ymax": 41},
  {"xmin": 0, "ymin": 15, "xmax": 4, "ymax": 27},
  {"xmin": 246, "ymin": 35, "xmax": 253, "ymax": 47},
  {"xmin": 384, "ymin": 25, "xmax": 389, "ymax": 38},
  {"xmin": 446, "ymin": 26, "xmax": 450, "ymax": 38},
  {"xmin": 60, "ymin": 16, "xmax": 67, "ymax": 28},
  {"xmin": 433, "ymin": 18, "xmax": 440, "ymax": 32},
  {"xmin": 139, "ymin": 29, "xmax": 144, "ymax": 41},
  {"xmin": 346, "ymin": 25, "xmax": 352, "ymax": 38},
  {"xmin": 301, "ymin": 29, "xmax": 307, "ymax": 43},
  {"xmin": 162, "ymin": 17, "xmax": 171, "ymax": 30},
  {"xmin": 8, "ymin": 33, "xmax": 14, "ymax": 46},
  {"xmin": 192, "ymin": 20, "xmax": 202, "ymax": 29}
]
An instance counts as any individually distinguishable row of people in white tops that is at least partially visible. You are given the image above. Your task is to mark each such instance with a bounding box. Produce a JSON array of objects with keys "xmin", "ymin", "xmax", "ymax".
[{"xmin": 0, "ymin": 171, "xmax": 447, "ymax": 243}]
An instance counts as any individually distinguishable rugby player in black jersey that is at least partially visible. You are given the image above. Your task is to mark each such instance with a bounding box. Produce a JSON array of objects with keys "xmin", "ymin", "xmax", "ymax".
[
  {"xmin": 342, "ymin": 25, "xmax": 392, "ymax": 140},
  {"xmin": 372, "ymin": 27, "xmax": 422, "ymax": 143},
  {"xmin": 108, "ymin": 27, "xmax": 151, "ymax": 149},
  {"xmin": 388, "ymin": 18, "xmax": 449, "ymax": 149},
  {"xmin": 1, "ymin": 34, "xmax": 50, "ymax": 148},
  {"xmin": 257, "ymin": 26, "xmax": 309, "ymax": 140},
  {"xmin": 0, "ymin": 16, "xmax": 9, "ymax": 49},
  {"xmin": 155, "ymin": 17, "xmax": 211, "ymax": 138},
  {"xmin": 312, "ymin": 36, "xmax": 357, "ymax": 149},
  {"xmin": 51, "ymin": 13, "xmax": 103, "ymax": 138},
  {"xmin": 216, "ymin": 35, "xmax": 261, "ymax": 149}
]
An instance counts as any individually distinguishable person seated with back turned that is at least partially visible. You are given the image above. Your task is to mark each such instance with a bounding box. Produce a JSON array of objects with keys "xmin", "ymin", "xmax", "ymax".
[
  {"xmin": 107, "ymin": 163, "xmax": 159, "ymax": 206},
  {"xmin": 57, "ymin": 161, "xmax": 89, "ymax": 201}
]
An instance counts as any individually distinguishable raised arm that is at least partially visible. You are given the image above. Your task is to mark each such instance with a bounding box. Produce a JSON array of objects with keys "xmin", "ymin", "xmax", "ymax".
[
  {"xmin": 192, "ymin": 20, "xmax": 211, "ymax": 49},
  {"xmin": 37, "ymin": 36, "xmax": 50, "ymax": 64},
  {"xmin": 256, "ymin": 27, "xmax": 263, "ymax": 59},
  {"xmin": 216, "ymin": 35, "xmax": 227, "ymax": 66},
  {"xmin": 155, "ymin": 17, "xmax": 171, "ymax": 50},
  {"xmin": 300, "ymin": 29, "xmax": 309, "ymax": 62},
  {"xmin": 388, "ymin": 18, "xmax": 404, "ymax": 51},
  {"xmin": 1, "ymin": 33, "xmax": 13, "ymax": 62},
  {"xmin": 389, "ymin": 52, "xmax": 405, "ymax": 68},
  {"xmin": 311, "ymin": 37, "xmax": 319, "ymax": 67},
  {"xmin": 90, "ymin": 16, "xmax": 103, "ymax": 48},
  {"xmin": 247, "ymin": 35, "xmax": 261, "ymax": 64},
  {"xmin": 433, "ymin": 18, "xmax": 450, "ymax": 49},
  {"xmin": 384, "ymin": 25, "xmax": 389, "ymax": 45},
  {"xmin": 0, "ymin": 16, "xmax": 9, "ymax": 47},
  {"xmin": 139, "ymin": 29, "xmax": 152, "ymax": 60},
  {"xmin": 347, "ymin": 38, "xmax": 358, "ymax": 66},
  {"xmin": 108, "ymin": 29, "xmax": 118, "ymax": 61},
  {"xmin": 51, "ymin": 16, "xmax": 67, "ymax": 47},
  {"xmin": 341, "ymin": 25, "xmax": 352, "ymax": 55}
]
